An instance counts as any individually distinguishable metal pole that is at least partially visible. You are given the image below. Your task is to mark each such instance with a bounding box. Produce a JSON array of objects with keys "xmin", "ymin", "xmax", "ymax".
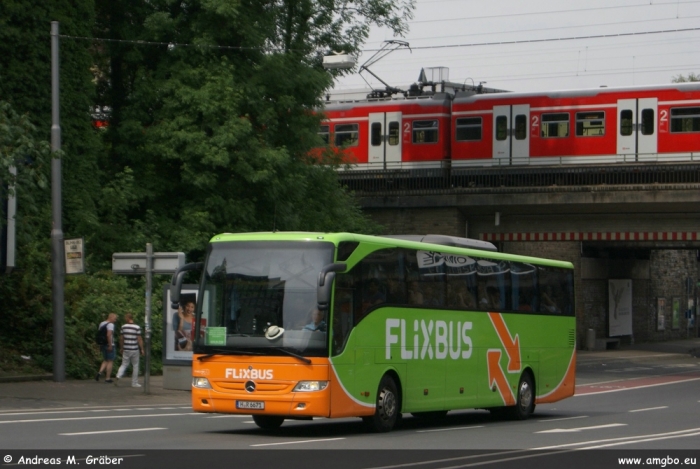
[
  {"xmin": 50, "ymin": 21, "xmax": 65, "ymax": 382},
  {"xmin": 144, "ymin": 243, "xmax": 153, "ymax": 393}
]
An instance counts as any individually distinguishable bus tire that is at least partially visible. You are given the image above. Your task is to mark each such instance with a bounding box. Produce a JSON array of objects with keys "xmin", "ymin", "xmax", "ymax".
[
  {"xmin": 252, "ymin": 415, "xmax": 284, "ymax": 430},
  {"xmin": 509, "ymin": 372, "xmax": 535, "ymax": 420},
  {"xmin": 364, "ymin": 375, "xmax": 400, "ymax": 433}
]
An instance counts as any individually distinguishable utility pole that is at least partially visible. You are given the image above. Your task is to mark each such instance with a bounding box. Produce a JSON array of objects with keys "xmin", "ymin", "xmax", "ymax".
[{"xmin": 51, "ymin": 21, "xmax": 65, "ymax": 382}]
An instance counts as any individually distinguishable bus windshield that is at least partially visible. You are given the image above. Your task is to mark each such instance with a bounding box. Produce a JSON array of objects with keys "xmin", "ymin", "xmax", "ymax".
[{"xmin": 195, "ymin": 240, "xmax": 335, "ymax": 357}]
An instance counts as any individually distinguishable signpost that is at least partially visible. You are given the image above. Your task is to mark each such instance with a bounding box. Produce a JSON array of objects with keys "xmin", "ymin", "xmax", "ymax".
[{"xmin": 112, "ymin": 246, "xmax": 185, "ymax": 393}]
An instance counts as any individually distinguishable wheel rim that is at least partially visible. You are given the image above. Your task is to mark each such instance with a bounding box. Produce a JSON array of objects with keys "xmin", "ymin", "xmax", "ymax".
[
  {"xmin": 518, "ymin": 379, "xmax": 533, "ymax": 411},
  {"xmin": 378, "ymin": 387, "xmax": 397, "ymax": 421}
]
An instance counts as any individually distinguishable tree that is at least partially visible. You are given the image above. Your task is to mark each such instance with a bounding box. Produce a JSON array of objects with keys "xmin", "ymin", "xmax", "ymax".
[
  {"xmin": 672, "ymin": 73, "xmax": 700, "ymax": 83},
  {"xmin": 92, "ymin": 0, "xmax": 414, "ymax": 258}
]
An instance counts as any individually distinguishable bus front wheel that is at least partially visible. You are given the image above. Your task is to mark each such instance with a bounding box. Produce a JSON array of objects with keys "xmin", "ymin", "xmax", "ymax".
[
  {"xmin": 363, "ymin": 375, "xmax": 400, "ymax": 433},
  {"xmin": 253, "ymin": 415, "xmax": 284, "ymax": 430}
]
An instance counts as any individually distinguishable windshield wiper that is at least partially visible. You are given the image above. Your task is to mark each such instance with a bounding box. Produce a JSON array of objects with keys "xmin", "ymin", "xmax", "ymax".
[
  {"xmin": 196, "ymin": 348, "xmax": 265, "ymax": 361},
  {"xmin": 268, "ymin": 347, "xmax": 312, "ymax": 364}
]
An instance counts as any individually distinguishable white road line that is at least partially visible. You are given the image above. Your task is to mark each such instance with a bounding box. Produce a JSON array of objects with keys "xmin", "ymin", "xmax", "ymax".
[
  {"xmin": 537, "ymin": 423, "xmax": 626, "ymax": 433},
  {"xmin": 0, "ymin": 403, "xmax": 188, "ymax": 414},
  {"xmin": 0, "ymin": 412, "xmax": 198, "ymax": 424},
  {"xmin": 535, "ymin": 427, "xmax": 700, "ymax": 450},
  {"xmin": 60, "ymin": 427, "xmax": 167, "ymax": 436},
  {"xmin": 628, "ymin": 406, "xmax": 668, "ymax": 412},
  {"xmin": 250, "ymin": 437, "xmax": 346, "ymax": 447},
  {"xmin": 0, "ymin": 406, "xmax": 183, "ymax": 417},
  {"xmin": 537, "ymin": 415, "xmax": 588, "ymax": 423},
  {"xmin": 416, "ymin": 425, "xmax": 484, "ymax": 433},
  {"xmin": 575, "ymin": 376, "xmax": 700, "ymax": 396}
]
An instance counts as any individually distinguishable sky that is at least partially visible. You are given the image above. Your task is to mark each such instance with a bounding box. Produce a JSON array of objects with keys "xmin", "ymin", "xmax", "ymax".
[{"xmin": 330, "ymin": 0, "xmax": 700, "ymax": 98}]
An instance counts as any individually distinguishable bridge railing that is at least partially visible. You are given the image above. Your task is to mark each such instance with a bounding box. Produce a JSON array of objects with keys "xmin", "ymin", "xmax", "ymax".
[{"xmin": 337, "ymin": 158, "xmax": 700, "ymax": 195}]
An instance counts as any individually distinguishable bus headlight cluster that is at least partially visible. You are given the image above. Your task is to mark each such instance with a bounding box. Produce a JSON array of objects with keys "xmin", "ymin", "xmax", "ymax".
[
  {"xmin": 192, "ymin": 377, "xmax": 212, "ymax": 389},
  {"xmin": 293, "ymin": 381, "xmax": 328, "ymax": 392}
]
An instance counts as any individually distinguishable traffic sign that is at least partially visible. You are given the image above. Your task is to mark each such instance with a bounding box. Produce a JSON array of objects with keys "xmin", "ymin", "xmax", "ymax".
[{"xmin": 112, "ymin": 252, "xmax": 185, "ymax": 275}]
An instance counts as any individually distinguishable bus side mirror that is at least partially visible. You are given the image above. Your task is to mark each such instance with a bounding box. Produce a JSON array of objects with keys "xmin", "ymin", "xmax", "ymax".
[
  {"xmin": 318, "ymin": 263, "xmax": 346, "ymax": 310},
  {"xmin": 170, "ymin": 262, "xmax": 204, "ymax": 309}
]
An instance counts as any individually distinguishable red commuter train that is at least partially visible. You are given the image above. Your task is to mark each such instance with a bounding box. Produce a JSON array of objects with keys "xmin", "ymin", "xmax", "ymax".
[{"xmin": 320, "ymin": 82, "xmax": 700, "ymax": 170}]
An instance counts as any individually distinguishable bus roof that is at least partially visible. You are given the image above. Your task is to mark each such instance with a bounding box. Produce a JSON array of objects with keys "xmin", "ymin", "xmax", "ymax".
[{"xmin": 208, "ymin": 232, "xmax": 574, "ymax": 269}]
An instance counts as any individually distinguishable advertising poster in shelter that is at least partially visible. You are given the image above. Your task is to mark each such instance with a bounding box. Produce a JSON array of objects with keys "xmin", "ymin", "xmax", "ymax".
[
  {"xmin": 162, "ymin": 285, "xmax": 198, "ymax": 364},
  {"xmin": 657, "ymin": 297, "xmax": 666, "ymax": 331},
  {"xmin": 609, "ymin": 279, "xmax": 632, "ymax": 337},
  {"xmin": 672, "ymin": 297, "xmax": 681, "ymax": 329}
]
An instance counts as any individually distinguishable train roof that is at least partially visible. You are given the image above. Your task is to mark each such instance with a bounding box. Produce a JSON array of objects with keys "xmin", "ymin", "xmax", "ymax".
[
  {"xmin": 453, "ymin": 82, "xmax": 700, "ymax": 103},
  {"xmin": 322, "ymin": 92, "xmax": 453, "ymax": 111}
]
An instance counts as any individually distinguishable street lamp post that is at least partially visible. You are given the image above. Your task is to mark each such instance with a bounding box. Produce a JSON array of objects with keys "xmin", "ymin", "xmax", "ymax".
[{"xmin": 51, "ymin": 21, "xmax": 65, "ymax": 382}]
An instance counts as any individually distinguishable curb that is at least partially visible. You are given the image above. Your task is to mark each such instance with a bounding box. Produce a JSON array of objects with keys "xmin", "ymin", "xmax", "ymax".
[{"xmin": 0, "ymin": 375, "xmax": 54, "ymax": 383}]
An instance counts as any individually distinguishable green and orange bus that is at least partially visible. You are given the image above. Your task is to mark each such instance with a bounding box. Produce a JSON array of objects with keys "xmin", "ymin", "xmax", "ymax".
[{"xmin": 170, "ymin": 232, "xmax": 576, "ymax": 432}]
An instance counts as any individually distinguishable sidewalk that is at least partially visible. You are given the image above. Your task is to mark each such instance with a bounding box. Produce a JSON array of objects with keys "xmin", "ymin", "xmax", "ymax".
[
  {"xmin": 0, "ymin": 374, "xmax": 190, "ymax": 411},
  {"xmin": 577, "ymin": 337, "xmax": 700, "ymax": 363}
]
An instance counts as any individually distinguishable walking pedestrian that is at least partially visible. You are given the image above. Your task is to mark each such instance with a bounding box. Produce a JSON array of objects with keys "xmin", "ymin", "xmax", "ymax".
[
  {"xmin": 115, "ymin": 313, "xmax": 144, "ymax": 388},
  {"xmin": 95, "ymin": 313, "xmax": 117, "ymax": 383}
]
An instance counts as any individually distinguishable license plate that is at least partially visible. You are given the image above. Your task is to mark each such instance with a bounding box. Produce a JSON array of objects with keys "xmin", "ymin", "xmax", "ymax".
[{"xmin": 236, "ymin": 400, "xmax": 264, "ymax": 410}]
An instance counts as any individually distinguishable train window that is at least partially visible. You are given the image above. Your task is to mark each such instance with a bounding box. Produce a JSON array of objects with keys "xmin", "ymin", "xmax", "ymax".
[
  {"xmin": 541, "ymin": 113, "xmax": 569, "ymax": 138},
  {"xmin": 319, "ymin": 125, "xmax": 330, "ymax": 144},
  {"xmin": 641, "ymin": 109, "xmax": 655, "ymax": 135},
  {"xmin": 515, "ymin": 115, "xmax": 527, "ymax": 140},
  {"xmin": 620, "ymin": 110, "xmax": 633, "ymax": 136},
  {"xmin": 371, "ymin": 122, "xmax": 382, "ymax": 147},
  {"xmin": 389, "ymin": 121, "xmax": 400, "ymax": 145},
  {"xmin": 495, "ymin": 116, "xmax": 507, "ymax": 141},
  {"xmin": 412, "ymin": 120, "xmax": 439, "ymax": 144},
  {"xmin": 456, "ymin": 117, "xmax": 482, "ymax": 141},
  {"xmin": 335, "ymin": 123, "xmax": 359, "ymax": 147},
  {"xmin": 576, "ymin": 111, "xmax": 605, "ymax": 137},
  {"xmin": 670, "ymin": 107, "xmax": 700, "ymax": 133}
]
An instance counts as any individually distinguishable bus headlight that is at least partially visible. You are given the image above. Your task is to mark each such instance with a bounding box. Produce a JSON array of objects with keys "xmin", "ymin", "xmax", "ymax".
[
  {"xmin": 293, "ymin": 381, "xmax": 329, "ymax": 392},
  {"xmin": 192, "ymin": 377, "xmax": 212, "ymax": 389}
]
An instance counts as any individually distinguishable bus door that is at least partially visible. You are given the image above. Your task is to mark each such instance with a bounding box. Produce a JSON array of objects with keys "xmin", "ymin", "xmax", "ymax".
[
  {"xmin": 368, "ymin": 112, "xmax": 402, "ymax": 169},
  {"xmin": 492, "ymin": 105, "xmax": 530, "ymax": 164},
  {"xmin": 617, "ymin": 98, "xmax": 658, "ymax": 160}
]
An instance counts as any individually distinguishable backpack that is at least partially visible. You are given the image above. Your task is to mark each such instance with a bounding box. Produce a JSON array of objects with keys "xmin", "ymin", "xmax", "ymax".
[{"xmin": 96, "ymin": 324, "xmax": 108, "ymax": 345}]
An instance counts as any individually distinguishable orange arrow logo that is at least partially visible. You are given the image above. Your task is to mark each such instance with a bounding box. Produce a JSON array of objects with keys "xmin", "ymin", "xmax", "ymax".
[
  {"xmin": 488, "ymin": 312, "xmax": 521, "ymax": 373},
  {"xmin": 487, "ymin": 349, "xmax": 515, "ymax": 405}
]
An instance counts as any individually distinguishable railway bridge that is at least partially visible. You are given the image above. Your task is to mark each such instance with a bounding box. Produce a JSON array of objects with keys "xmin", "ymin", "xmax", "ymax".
[{"xmin": 342, "ymin": 161, "xmax": 700, "ymax": 348}]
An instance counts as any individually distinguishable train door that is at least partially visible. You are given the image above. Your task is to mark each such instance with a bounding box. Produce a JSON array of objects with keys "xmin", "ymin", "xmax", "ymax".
[
  {"xmin": 368, "ymin": 112, "xmax": 402, "ymax": 168},
  {"xmin": 492, "ymin": 105, "xmax": 530, "ymax": 164},
  {"xmin": 617, "ymin": 98, "xmax": 658, "ymax": 160}
]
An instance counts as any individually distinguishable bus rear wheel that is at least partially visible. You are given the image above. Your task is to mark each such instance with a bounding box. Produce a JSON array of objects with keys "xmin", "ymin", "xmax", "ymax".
[
  {"xmin": 363, "ymin": 375, "xmax": 400, "ymax": 433},
  {"xmin": 253, "ymin": 415, "xmax": 284, "ymax": 430},
  {"xmin": 508, "ymin": 372, "xmax": 535, "ymax": 420}
]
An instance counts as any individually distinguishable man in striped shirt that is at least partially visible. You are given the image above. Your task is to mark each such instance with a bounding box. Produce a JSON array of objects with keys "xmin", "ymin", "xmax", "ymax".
[{"xmin": 115, "ymin": 313, "xmax": 144, "ymax": 387}]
